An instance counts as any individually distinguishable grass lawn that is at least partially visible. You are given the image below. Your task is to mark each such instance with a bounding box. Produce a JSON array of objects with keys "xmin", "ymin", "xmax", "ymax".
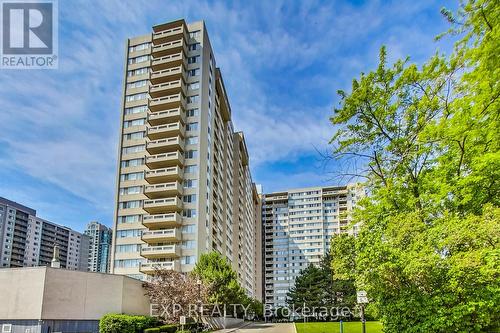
[{"xmin": 295, "ymin": 321, "xmax": 383, "ymax": 333}]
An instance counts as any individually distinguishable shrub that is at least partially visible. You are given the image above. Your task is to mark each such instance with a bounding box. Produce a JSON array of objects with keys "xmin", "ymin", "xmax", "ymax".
[
  {"xmin": 144, "ymin": 329, "xmax": 160, "ymax": 333},
  {"xmin": 99, "ymin": 314, "xmax": 158, "ymax": 333},
  {"xmin": 158, "ymin": 325, "xmax": 178, "ymax": 333}
]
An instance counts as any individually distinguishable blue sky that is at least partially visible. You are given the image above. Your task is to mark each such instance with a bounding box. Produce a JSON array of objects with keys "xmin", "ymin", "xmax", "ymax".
[{"xmin": 0, "ymin": 0, "xmax": 456, "ymax": 231}]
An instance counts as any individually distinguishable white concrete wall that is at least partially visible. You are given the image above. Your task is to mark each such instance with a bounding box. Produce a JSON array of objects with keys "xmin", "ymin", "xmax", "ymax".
[
  {"xmin": 0, "ymin": 267, "xmax": 45, "ymax": 319},
  {"xmin": 0, "ymin": 267, "xmax": 150, "ymax": 320}
]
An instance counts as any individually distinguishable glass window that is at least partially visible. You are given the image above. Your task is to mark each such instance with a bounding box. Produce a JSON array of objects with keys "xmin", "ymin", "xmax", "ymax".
[
  {"xmin": 184, "ymin": 165, "xmax": 198, "ymax": 174},
  {"xmin": 186, "ymin": 108, "xmax": 199, "ymax": 117},
  {"xmin": 187, "ymin": 95, "xmax": 199, "ymax": 104},
  {"xmin": 183, "ymin": 179, "xmax": 198, "ymax": 188},
  {"xmin": 123, "ymin": 118, "xmax": 146, "ymax": 128},
  {"xmin": 186, "ymin": 122, "xmax": 198, "ymax": 131}
]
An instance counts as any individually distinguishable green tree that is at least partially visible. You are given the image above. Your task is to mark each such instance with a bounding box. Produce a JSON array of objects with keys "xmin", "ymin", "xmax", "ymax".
[
  {"xmin": 329, "ymin": 235, "xmax": 357, "ymax": 310},
  {"xmin": 192, "ymin": 252, "xmax": 247, "ymax": 308},
  {"xmin": 287, "ymin": 252, "xmax": 356, "ymax": 320},
  {"xmin": 287, "ymin": 264, "xmax": 327, "ymax": 313},
  {"xmin": 329, "ymin": 1, "xmax": 500, "ymax": 332}
]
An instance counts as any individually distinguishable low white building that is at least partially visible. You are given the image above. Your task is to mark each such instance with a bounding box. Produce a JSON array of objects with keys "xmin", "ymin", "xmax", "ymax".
[{"xmin": 0, "ymin": 267, "xmax": 150, "ymax": 333}]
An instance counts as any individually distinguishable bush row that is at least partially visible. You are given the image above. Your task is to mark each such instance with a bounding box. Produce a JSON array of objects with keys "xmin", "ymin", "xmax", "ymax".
[{"xmin": 99, "ymin": 314, "xmax": 158, "ymax": 333}]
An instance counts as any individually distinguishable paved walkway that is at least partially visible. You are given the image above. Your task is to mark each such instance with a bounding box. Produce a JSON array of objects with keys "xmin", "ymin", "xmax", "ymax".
[{"xmin": 215, "ymin": 322, "xmax": 296, "ymax": 333}]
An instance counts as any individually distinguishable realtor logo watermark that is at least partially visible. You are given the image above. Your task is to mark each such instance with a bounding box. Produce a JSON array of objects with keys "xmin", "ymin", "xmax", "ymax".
[{"xmin": 1, "ymin": 0, "xmax": 58, "ymax": 69}]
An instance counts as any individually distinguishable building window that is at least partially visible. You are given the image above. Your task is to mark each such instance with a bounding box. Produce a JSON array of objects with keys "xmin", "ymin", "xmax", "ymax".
[
  {"xmin": 125, "ymin": 93, "xmax": 148, "ymax": 102},
  {"xmin": 188, "ymin": 43, "xmax": 199, "ymax": 51},
  {"xmin": 187, "ymin": 82, "xmax": 200, "ymax": 90},
  {"xmin": 188, "ymin": 68, "xmax": 200, "ymax": 77},
  {"xmin": 119, "ymin": 186, "xmax": 141, "ymax": 195},
  {"xmin": 128, "ymin": 55, "xmax": 149, "ymax": 65},
  {"xmin": 122, "ymin": 145, "xmax": 145, "ymax": 154},
  {"xmin": 123, "ymin": 118, "xmax": 146, "ymax": 128},
  {"xmin": 181, "ymin": 255, "xmax": 196, "ymax": 265},
  {"xmin": 186, "ymin": 122, "xmax": 198, "ymax": 131},
  {"xmin": 188, "ymin": 56, "xmax": 200, "ymax": 64},
  {"xmin": 116, "ymin": 229, "xmax": 142, "ymax": 238},
  {"xmin": 123, "ymin": 131, "xmax": 145, "ymax": 140},
  {"xmin": 186, "ymin": 136, "xmax": 198, "ymax": 145},
  {"xmin": 187, "ymin": 95, "xmax": 199, "ymax": 104},
  {"xmin": 189, "ymin": 30, "xmax": 200, "ymax": 38},
  {"xmin": 184, "ymin": 165, "xmax": 198, "ymax": 174},
  {"xmin": 182, "ymin": 224, "xmax": 196, "ymax": 234},
  {"xmin": 127, "ymin": 67, "xmax": 148, "ymax": 77},
  {"xmin": 118, "ymin": 215, "xmax": 141, "ymax": 223},
  {"xmin": 186, "ymin": 108, "xmax": 199, "ymax": 117},
  {"xmin": 120, "ymin": 172, "xmax": 144, "ymax": 181},
  {"xmin": 183, "ymin": 209, "xmax": 197, "ymax": 218},
  {"xmin": 185, "ymin": 150, "xmax": 198, "ymax": 159},
  {"xmin": 121, "ymin": 158, "xmax": 144, "ymax": 168},
  {"xmin": 126, "ymin": 80, "xmax": 147, "ymax": 89},
  {"xmin": 183, "ymin": 194, "xmax": 197, "ymax": 203},
  {"xmin": 129, "ymin": 42, "xmax": 150, "ymax": 52},
  {"xmin": 183, "ymin": 179, "xmax": 198, "ymax": 188}
]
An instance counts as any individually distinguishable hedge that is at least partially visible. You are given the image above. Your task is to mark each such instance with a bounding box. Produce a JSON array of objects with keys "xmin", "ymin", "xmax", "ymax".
[{"xmin": 99, "ymin": 314, "xmax": 158, "ymax": 333}]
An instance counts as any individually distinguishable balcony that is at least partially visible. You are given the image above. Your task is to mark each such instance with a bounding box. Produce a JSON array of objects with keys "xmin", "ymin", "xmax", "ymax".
[
  {"xmin": 151, "ymin": 52, "xmax": 186, "ymax": 72},
  {"xmin": 146, "ymin": 151, "xmax": 184, "ymax": 169},
  {"xmin": 148, "ymin": 107, "xmax": 185, "ymax": 126},
  {"xmin": 152, "ymin": 20, "xmax": 188, "ymax": 45},
  {"xmin": 147, "ymin": 121, "xmax": 185, "ymax": 140},
  {"xmin": 146, "ymin": 136, "xmax": 184, "ymax": 155},
  {"xmin": 149, "ymin": 93, "xmax": 186, "ymax": 112},
  {"xmin": 149, "ymin": 79, "xmax": 186, "ymax": 99},
  {"xmin": 144, "ymin": 181, "xmax": 182, "ymax": 199},
  {"xmin": 152, "ymin": 39, "xmax": 187, "ymax": 58},
  {"xmin": 141, "ymin": 228, "xmax": 181, "ymax": 243},
  {"xmin": 145, "ymin": 166, "xmax": 182, "ymax": 184},
  {"xmin": 139, "ymin": 260, "xmax": 180, "ymax": 274},
  {"xmin": 143, "ymin": 212, "xmax": 182, "ymax": 229},
  {"xmin": 143, "ymin": 197, "xmax": 183, "ymax": 214},
  {"xmin": 150, "ymin": 65, "xmax": 185, "ymax": 85},
  {"xmin": 141, "ymin": 244, "xmax": 180, "ymax": 259}
]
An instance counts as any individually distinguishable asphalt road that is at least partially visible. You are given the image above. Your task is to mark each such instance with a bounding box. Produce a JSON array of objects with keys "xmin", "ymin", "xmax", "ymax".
[{"xmin": 230, "ymin": 322, "xmax": 296, "ymax": 333}]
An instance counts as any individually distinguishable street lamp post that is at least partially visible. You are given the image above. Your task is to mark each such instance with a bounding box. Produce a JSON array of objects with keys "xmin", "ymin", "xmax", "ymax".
[
  {"xmin": 196, "ymin": 279, "xmax": 202, "ymax": 329},
  {"xmin": 356, "ymin": 291, "xmax": 368, "ymax": 333}
]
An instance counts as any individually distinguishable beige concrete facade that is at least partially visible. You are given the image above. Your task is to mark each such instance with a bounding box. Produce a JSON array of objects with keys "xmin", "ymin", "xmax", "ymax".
[
  {"xmin": 110, "ymin": 19, "xmax": 259, "ymax": 298},
  {"xmin": 0, "ymin": 267, "xmax": 150, "ymax": 320}
]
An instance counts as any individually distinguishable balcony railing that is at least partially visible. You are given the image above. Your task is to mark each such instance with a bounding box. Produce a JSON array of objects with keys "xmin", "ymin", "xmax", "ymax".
[
  {"xmin": 140, "ymin": 244, "xmax": 180, "ymax": 259},
  {"xmin": 145, "ymin": 151, "xmax": 184, "ymax": 169},
  {"xmin": 145, "ymin": 166, "xmax": 182, "ymax": 184},
  {"xmin": 142, "ymin": 212, "xmax": 182, "ymax": 228},
  {"xmin": 143, "ymin": 197, "xmax": 183, "ymax": 214}
]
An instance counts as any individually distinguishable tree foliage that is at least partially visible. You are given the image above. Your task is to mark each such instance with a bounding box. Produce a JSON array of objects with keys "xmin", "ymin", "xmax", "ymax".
[
  {"xmin": 287, "ymin": 252, "xmax": 357, "ymax": 319},
  {"xmin": 191, "ymin": 252, "xmax": 247, "ymax": 307},
  {"xmin": 329, "ymin": 0, "xmax": 499, "ymax": 332}
]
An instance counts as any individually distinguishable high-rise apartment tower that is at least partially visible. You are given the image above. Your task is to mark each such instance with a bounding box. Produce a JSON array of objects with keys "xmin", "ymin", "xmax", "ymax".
[
  {"xmin": 84, "ymin": 221, "xmax": 112, "ymax": 273},
  {"xmin": 110, "ymin": 19, "xmax": 259, "ymax": 298},
  {"xmin": 0, "ymin": 197, "xmax": 90, "ymax": 271},
  {"xmin": 261, "ymin": 184, "xmax": 364, "ymax": 307}
]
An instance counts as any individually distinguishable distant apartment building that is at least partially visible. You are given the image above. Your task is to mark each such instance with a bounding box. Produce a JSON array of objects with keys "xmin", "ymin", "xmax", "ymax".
[
  {"xmin": 261, "ymin": 184, "xmax": 364, "ymax": 307},
  {"xmin": 0, "ymin": 197, "xmax": 90, "ymax": 271},
  {"xmin": 110, "ymin": 19, "xmax": 260, "ymax": 298},
  {"xmin": 84, "ymin": 221, "xmax": 112, "ymax": 273}
]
